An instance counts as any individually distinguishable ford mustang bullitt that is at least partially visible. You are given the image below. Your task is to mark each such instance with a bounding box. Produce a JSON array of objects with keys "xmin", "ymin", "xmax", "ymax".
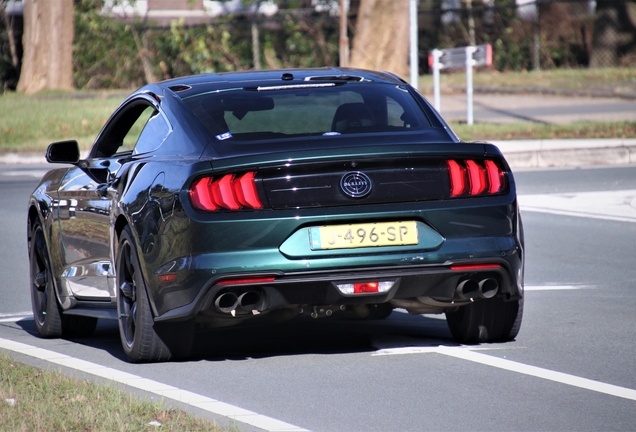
[{"xmin": 28, "ymin": 68, "xmax": 524, "ymax": 362}]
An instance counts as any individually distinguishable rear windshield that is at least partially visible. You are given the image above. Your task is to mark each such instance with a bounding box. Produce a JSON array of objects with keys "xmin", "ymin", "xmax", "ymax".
[{"xmin": 181, "ymin": 82, "xmax": 432, "ymax": 142}]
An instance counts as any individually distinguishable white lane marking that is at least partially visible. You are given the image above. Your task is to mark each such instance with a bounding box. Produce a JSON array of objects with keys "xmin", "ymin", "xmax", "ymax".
[
  {"xmin": 0, "ymin": 312, "xmax": 34, "ymax": 323},
  {"xmin": 0, "ymin": 311, "xmax": 33, "ymax": 318},
  {"xmin": 519, "ymin": 189, "xmax": 636, "ymax": 223},
  {"xmin": 525, "ymin": 285, "xmax": 587, "ymax": 291},
  {"xmin": 0, "ymin": 338, "xmax": 309, "ymax": 432},
  {"xmin": 373, "ymin": 345, "xmax": 636, "ymax": 402},
  {"xmin": 1, "ymin": 170, "xmax": 49, "ymax": 178}
]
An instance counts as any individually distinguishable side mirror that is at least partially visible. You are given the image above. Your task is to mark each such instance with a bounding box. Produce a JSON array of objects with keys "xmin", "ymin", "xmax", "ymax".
[{"xmin": 46, "ymin": 140, "xmax": 80, "ymax": 164}]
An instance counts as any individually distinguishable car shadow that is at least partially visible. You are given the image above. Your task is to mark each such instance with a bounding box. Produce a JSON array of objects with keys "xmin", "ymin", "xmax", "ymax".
[
  {"xmin": 14, "ymin": 312, "xmax": 458, "ymax": 363},
  {"xmin": 188, "ymin": 312, "xmax": 457, "ymax": 362}
]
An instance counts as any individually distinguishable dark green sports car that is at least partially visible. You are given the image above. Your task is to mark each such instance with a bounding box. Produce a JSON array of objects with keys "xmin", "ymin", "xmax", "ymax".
[{"xmin": 28, "ymin": 68, "xmax": 524, "ymax": 362}]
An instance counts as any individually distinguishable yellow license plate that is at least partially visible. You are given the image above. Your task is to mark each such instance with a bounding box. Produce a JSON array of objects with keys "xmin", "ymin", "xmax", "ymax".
[{"xmin": 309, "ymin": 221, "xmax": 418, "ymax": 250}]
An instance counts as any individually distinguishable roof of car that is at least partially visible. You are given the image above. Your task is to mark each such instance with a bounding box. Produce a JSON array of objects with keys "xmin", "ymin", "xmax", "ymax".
[{"xmin": 146, "ymin": 67, "xmax": 407, "ymax": 98}]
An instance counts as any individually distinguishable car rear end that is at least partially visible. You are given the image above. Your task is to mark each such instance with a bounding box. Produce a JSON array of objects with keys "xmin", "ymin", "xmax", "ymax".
[{"xmin": 152, "ymin": 70, "xmax": 524, "ymax": 343}]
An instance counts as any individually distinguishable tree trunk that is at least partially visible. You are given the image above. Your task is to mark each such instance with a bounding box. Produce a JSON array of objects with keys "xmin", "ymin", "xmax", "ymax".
[
  {"xmin": 350, "ymin": 0, "xmax": 410, "ymax": 77},
  {"xmin": 17, "ymin": 0, "xmax": 74, "ymax": 94}
]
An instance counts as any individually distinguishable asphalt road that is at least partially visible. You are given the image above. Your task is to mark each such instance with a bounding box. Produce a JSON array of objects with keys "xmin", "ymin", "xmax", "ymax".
[{"xmin": 1, "ymin": 162, "xmax": 636, "ymax": 431}]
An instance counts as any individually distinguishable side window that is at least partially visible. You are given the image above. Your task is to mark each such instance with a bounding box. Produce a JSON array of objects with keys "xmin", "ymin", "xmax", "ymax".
[
  {"xmin": 134, "ymin": 110, "xmax": 170, "ymax": 154},
  {"xmin": 119, "ymin": 106, "xmax": 155, "ymax": 153},
  {"xmin": 93, "ymin": 100, "xmax": 171, "ymax": 159}
]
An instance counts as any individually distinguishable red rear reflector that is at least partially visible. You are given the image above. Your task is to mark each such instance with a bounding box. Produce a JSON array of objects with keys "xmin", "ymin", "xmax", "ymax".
[
  {"xmin": 354, "ymin": 282, "xmax": 379, "ymax": 293},
  {"xmin": 158, "ymin": 274, "xmax": 177, "ymax": 282},
  {"xmin": 217, "ymin": 277, "xmax": 276, "ymax": 285},
  {"xmin": 447, "ymin": 160, "xmax": 467, "ymax": 197},
  {"xmin": 450, "ymin": 264, "xmax": 501, "ymax": 271},
  {"xmin": 190, "ymin": 172, "xmax": 262, "ymax": 211}
]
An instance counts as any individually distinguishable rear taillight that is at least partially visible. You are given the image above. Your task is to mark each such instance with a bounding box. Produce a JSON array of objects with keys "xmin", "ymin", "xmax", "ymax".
[
  {"xmin": 190, "ymin": 172, "xmax": 263, "ymax": 211},
  {"xmin": 446, "ymin": 160, "xmax": 506, "ymax": 197}
]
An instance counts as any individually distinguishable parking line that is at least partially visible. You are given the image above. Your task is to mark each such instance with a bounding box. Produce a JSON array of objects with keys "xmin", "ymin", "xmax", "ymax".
[
  {"xmin": 373, "ymin": 345, "xmax": 636, "ymax": 402},
  {"xmin": 0, "ymin": 338, "xmax": 309, "ymax": 432}
]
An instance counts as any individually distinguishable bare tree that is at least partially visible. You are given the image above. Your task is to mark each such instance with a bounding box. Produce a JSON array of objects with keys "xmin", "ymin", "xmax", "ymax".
[
  {"xmin": 350, "ymin": 0, "xmax": 409, "ymax": 77},
  {"xmin": 17, "ymin": 0, "xmax": 74, "ymax": 94}
]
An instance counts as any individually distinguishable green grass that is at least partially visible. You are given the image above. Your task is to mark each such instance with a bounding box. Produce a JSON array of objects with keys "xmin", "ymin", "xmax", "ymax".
[
  {"xmin": 417, "ymin": 67, "xmax": 636, "ymax": 96},
  {"xmin": 451, "ymin": 120, "xmax": 636, "ymax": 141},
  {"xmin": 0, "ymin": 91, "xmax": 124, "ymax": 153},
  {"xmin": 0, "ymin": 355, "xmax": 225, "ymax": 431}
]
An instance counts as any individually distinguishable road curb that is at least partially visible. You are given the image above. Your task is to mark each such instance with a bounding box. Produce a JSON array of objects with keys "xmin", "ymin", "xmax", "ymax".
[
  {"xmin": 490, "ymin": 139, "xmax": 636, "ymax": 168},
  {"xmin": 502, "ymin": 146, "xmax": 636, "ymax": 168}
]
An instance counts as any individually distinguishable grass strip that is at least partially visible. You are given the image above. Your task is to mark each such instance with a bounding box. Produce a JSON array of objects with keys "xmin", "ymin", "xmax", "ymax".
[
  {"xmin": 418, "ymin": 67, "xmax": 636, "ymax": 97},
  {"xmin": 0, "ymin": 91, "xmax": 123, "ymax": 153},
  {"xmin": 0, "ymin": 354, "xmax": 224, "ymax": 431},
  {"xmin": 451, "ymin": 121, "xmax": 636, "ymax": 141}
]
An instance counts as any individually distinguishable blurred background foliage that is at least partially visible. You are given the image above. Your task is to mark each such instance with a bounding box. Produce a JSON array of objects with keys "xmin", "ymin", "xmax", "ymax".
[
  {"xmin": 72, "ymin": 0, "xmax": 341, "ymax": 90},
  {"xmin": 2, "ymin": 0, "xmax": 636, "ymax": 91}
]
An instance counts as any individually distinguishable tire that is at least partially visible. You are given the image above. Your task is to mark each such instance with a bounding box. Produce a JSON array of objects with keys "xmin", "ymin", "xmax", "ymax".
[
  {"xmin": 445, "ymin": 296, "xmax": 523, "ymax": 344},
  {"xmin": 116, "ymin": 226, "xmax": 192, "ymax": 362},
  {"xmin": 29, "ymin": 220, "xmax": 63, "ymax": 337},
  {"xmin": 29, "ymin": 220, "xmax": 98, "ymax": 338}
]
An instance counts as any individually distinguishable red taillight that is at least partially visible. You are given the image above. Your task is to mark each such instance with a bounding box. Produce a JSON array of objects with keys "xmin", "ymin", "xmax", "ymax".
[
  {"xmin": 484, "ymin": 160, "xmax": 503, "ymax": 194},
  {"xmin": 234, "ymin": 172, "xmax": 262, "ymax": 209},
  {"xmin": 190, "ymin": 172, "xmax": 263, "ymax": 211},
  {"xmin": 190, "ymin": 177, "xmax": 218, "ymax": 211},
  {"xmin": 465, "ymin": 160, "xmax": 487, "ymax": 195},
  {"xmin": 447, "ymin": 160, "xmax": 467, "ymax": 197},
  {"xmin": 212, "ymin": 174, "xmax": 240, "ymax": 210},
  {"xmin": 447, "ymin": 160, "xmax": 506, "ymax": 197}
]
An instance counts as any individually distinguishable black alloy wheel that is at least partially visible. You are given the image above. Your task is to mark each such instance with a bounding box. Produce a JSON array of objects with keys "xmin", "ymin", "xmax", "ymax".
[
  {"xmin": 116, "ymin": 226, "xmax": 172, "ymax": 362},
  {"xmin": 29, "ymin": 220, "xmax": 98, "ymax": 338},
  {"xmin": 29, "ymin": 220, "xmax": 63, "ymax": 337}
]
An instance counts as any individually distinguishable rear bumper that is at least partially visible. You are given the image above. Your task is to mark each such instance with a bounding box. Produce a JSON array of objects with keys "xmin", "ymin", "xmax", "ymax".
[
  {"xmin": 154, "ymin": 251, "xmax": 523, "ymax": 322},
  {"xmin": 146, "ymin": 193, "xmax": 524, "ymax": 321}
]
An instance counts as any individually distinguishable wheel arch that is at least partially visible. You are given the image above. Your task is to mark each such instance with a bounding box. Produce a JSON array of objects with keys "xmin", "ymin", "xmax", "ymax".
[{"xmin": 114, "ymin": 214, "xmax": 129, "ymax": 243}]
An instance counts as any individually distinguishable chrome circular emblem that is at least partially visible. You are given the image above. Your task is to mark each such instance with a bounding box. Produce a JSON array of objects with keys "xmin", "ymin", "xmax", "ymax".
[{"xmin": 340, "ymin": 172, "xmax": 372, "ymax": 198}]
